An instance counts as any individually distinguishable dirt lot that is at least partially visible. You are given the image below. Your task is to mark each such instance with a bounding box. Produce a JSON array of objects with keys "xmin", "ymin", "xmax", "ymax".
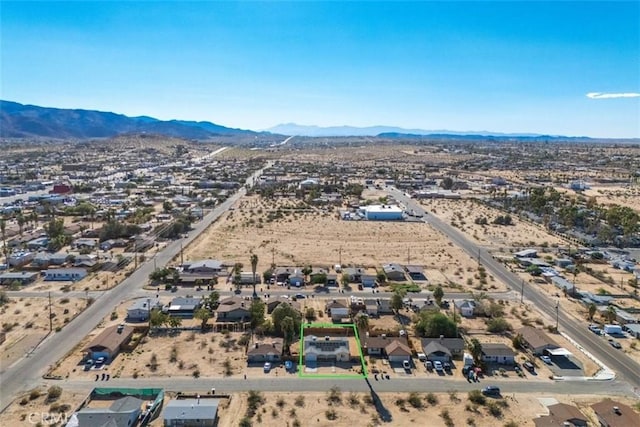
[
  {"xmin": 420, "ymin": 198, "xmax": 566, "ymax": 250},
  {"xmin": 182, "ymin": 196, "xmax": 508, "ymax": 293},
  {"xmin": 1, "ymin": 296, "xmax": 87, "ymax": 371},
  {"xmin": 0, "ymin": 385, "xmax": 86, "ymax": 427}
]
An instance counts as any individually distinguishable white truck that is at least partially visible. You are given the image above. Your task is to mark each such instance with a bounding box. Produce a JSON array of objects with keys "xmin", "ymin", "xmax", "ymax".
[{"xmin": 603, "ymin": 324, "xmax": 623, "ymax": 335}]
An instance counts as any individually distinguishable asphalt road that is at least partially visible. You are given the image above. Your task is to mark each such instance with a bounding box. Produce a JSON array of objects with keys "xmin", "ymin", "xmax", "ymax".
[
  {"xmin": 388, "ymin": 188, "xmax": 640, "ymax": 389},
  {"xmin": 0, "ymin": 151, "xmax": 270, "ymax": 411},
  {"xmin": 48, "ymin": 376, "xmax": 633, "ymax": 397}
]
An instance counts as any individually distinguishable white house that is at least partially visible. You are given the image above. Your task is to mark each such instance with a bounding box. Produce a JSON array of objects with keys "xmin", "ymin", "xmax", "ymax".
[
  {"xmin": 43, "ymin": 268, "xmax": 87, "ymax": 282},
  {"xmin": 326, "ymin": 300, "xmax": 349, "ymax": 322},
  {"xmin": 481, "ymin": 343, "xmax": 516, "ymax": 365},
  {"xmin": 454, "ymin": 300, "xmax": 476, "ymax": 317},
  {"xmin": 127, "ymin": 298, "xmax": 162, "ymax": 321},
  {"xmin": 304, "ymin": 336, "xmax": 350, "ymax": 362}
]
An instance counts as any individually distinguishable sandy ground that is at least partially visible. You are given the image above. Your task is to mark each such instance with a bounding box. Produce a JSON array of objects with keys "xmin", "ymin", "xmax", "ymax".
[
  {"xmin": 420, "ymin": 199, "xmax": 567, "ymax": 250},
  {"xmin": 1, "ymin": 296, "xmax": 87, "ymax": 372},
  {"xmin": 0, "ymin": 386, "xmax": 86, "ymax": 427},
  {"xmin": 181, "ymin": 196, "xmax": 508, "ymax": 293}
]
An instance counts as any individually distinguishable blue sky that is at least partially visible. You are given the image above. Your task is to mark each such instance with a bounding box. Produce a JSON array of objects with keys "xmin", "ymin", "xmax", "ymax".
[{"xmin": 1, "ymin": 1, "xmax": 639, "ymax": 138}]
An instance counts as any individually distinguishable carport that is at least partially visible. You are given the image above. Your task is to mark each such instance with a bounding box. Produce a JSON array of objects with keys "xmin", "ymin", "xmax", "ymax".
[{"xmin": 545, "ymin": 348, "xmax": 572, "ymax": 357}]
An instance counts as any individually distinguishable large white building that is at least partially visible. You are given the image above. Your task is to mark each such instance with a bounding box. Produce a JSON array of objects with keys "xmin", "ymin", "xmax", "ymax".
[{"xmin": 360, "ymin": 205, "xmax": 404, "ymax": 221}]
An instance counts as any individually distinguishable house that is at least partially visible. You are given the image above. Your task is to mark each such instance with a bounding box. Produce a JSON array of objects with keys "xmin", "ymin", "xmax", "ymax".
[
  {"xmin": 382, "ymin": 263, "xmax": 406, "ymax": 281},
  {"xmin": 26, "ymin": 237, "xmax": 49, "ymax": 251},
  {"xmin": 266, "ymin": 297, "xmax": 301, "ymax": 314},
  {"xmin": 177, "ymin": 273, "xmax": 216, "ymax": 287},
  {"xmin": 8, "ymin": 251, "xmax": 34, "ymax": 267},
  {"xmin": 422, "ymin": 340, "xmax": 452, "ymax": 363},
  {"xmin": 0, "ymin": 271, "xmax": 38, "ymax": 286},
  {"xmin": 515, "ymin": 249, "xmax": 538, "ymax": 258},
  {"xmin": 480, "ymin": 343, "xmax": 516, "ymax": 365},
  {"xmin": 32, "ymin": 252, "xmax": 69, "ymax": 268},
  {"xmin": 304, "ymin": 336, "xmax": 350, "ymax": 362},
  {"xmin": 533, "ymin": 403, "xmax": 588, "ymax": 427},
  {"xmin": 421, "ymin": 337, "xmax": 465, "ymax": 361},
  {"xmin": 43, "ymin": 268, "xmax": 87, "ymax": 282},
  {"xmin": 75, "ymin": 396, "xmax": 143, "ymax": 427},
  {"xmin": 127, "ymin": 298, "xmax": 162, "ymax": 321},
  {"xmin": 361, "ymin": 274, "xmax": 377, "ymax": 288},
  {"xmin": 247, "ymin": 339, "xmax": 283, "ymax": 363},
  {"xmin": 623, "ymin": 323, "xmax": 640, "ymax": 339},
  {"xmin": 167, "ymin": 297, "xmax": 202, "ymax": 318},
  {"xmin": 405, "ymin": 265, "xmax": 427, "ymax": 281},
  {"xmin": 183, "ymin": 259, "xmax": 226, "ymax": 275},
  {"xmin": 551, "ymin": 276, "xmax": 575, "ymax": 293},
  {"xmin": 164, "ymin": 398, "xmax": 219, "ymax": 427},
  {"xmin": 309, "ymin": 267, "xmax": 329, "ymax": 282},
  {"xmin": 454, "ymin": 300, "xmax": 476, "ymax": 317},
  {"xmin": 273, "ymin": 266, "xmax": 295, "ymax": 283},
  {"xmin": 83, "ymin": 324, "xmax": 134, "ymax": 362},
  {"xmin": 99, "ymin": 238, "xmax": 128, "ymax": 251},
  {"xmin": 326, "ymin": 299, "xmax": 349, "ymax": 322},
  {"xmin": 74, "ymin": 238, "xmax": 97, "ymax": 249},
  {"xmin": 365, "ymin": 335, "xmax": 409, "ymax": 357},
  {"xmin": 517, "ymin": 326, "xmax": 559, "ymax": 355},
  {"xmin": 361, "ymin": 205, "xmax": 404, "ymax": 221},
  {"xmin": 342, "ymin": 267, "xmax": 364, "ymax": 283},
  {"xmin": 216, "ymin": 296, "xmax": 251, "ymax": 322},
  {"xmin": 590, "ymin": 399, "xmax": 640, "ymax": 427}
]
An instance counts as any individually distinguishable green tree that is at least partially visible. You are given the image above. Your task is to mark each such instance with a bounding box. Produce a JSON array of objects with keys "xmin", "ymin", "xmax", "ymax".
[
  {"xmin": 469, "ymin": 338, "xmax": 483, "ymax": 365},
  {"xmin": 249, "ymin": 299, "xmax": 266, "ymax": 330},
  {"xmin": 16, "ymin": 213, "xmax": 25, "ymax": 236},
  {"xmin": 194, "ymin": 308, "xmax": 211, "ymax": 331},
  {"xmin": 281, "ymin": 316, "xmax": 295, "ymax": 353},
  {"xmin": 511, "ymin": 333, "xmax": 525, "ymax": 350},
  {"xmin": 149, "ymin": 309, "xmax": 168, "ymax": 328},
  {"xmin": 163, "ymin": 200, "xmax": 173, "ymax": 213},
  {"xmin": 272, "ymin": 303, "xmax": 301, "ymax": 338},
  {"xmin": 206, "ymin": 291, "xmax": 220, "ymax": 309},
  {"xmin": 167, "ymin": 315, "xmax": 182, "ymax": 330},
  {"xmin": 355, "ymin": 313, "xmax": 369, "ymax": 332},
  {"xmin": 301, "ymin": 265, "xmax": 313, "ymax": 284},
  {"xmin": 588, "ymin": 303, "xmax": 597, "ymax": 321},
  {"xmin": 415, "ymin": 312, "xmax": 457, "ymax": 338},
  {"xmin": 390, "ymin": 291, "xmax": 404, "ymax": 314},
  {"xmin": 433, "ymin": 285, "xmax": 444, "ymax": 305},
  {"xmin": 605, "ymin": 306, "xmax": 617, "ymax": 323}
]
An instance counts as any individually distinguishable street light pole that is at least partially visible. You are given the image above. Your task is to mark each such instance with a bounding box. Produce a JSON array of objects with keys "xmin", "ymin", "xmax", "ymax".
[
  {"xmin": 555, "ymin": 300, "xmax": 560, "ymax": 332},
  {"xmin": 520, "ymin": 280, "xmax": 524, "ymax": 304}
]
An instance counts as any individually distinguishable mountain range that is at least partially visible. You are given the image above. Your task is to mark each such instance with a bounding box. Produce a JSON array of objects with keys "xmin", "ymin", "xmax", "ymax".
[
  {"xmin": 0, "ymin": 100, "xmax": 256, "ymax": 139},
  {"xmin": 0, "ymin": 100, "xmax": 597, "ymax": 141},
  {"xmin": 266, "ymin": 123, "xmax": 567, "ymax": 138}
]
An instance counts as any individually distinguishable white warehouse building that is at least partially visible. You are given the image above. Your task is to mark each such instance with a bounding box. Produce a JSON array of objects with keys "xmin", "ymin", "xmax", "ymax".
[{"xmin": 361, "ymin": 205, "xmax": 404, "ymax": 221}]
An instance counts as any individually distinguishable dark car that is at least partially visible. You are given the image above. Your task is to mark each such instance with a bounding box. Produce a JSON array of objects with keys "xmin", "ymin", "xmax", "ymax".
[
  {"xmin": 608, "ymin": 339, "xmax": 622, "ymax": 349},
  {"xmin": 481, "ymin": 386, "xmax": 501, "ymax": 397},
  {"xmin": 443, "ymin": 362, "xmax": 452, "ymax": 372},
  {"xmin": 523, "ymin": 361, "xmax": 535, "ymax": 373}
]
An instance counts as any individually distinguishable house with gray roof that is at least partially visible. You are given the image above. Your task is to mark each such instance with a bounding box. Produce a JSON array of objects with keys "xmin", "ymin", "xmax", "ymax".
[
  {"xmin": 183, "ymin": 259, "xmax": 226, "ymax": 275},
  {"xmin": 382, "ymin": 263, "xmax": 406, "ymax": 281},
  {"xmin": 74, "ymin": 396, "xmax": 143, "ymax": 427},
  {"xmin": 167, "ymin": 297, "xmax": 202, "ymax": 318},
  {"xmin": 421, "ymin": 337, "xmax": 465, "ymax": 361},
  {"xmin": 216, "ymin": 296, "xmax": 250, "ymax": 322},
  {"xmin": 127, "ymin": 298, "xmax": 162, "ymax": 322},
  {"xmin": 0, "ymin": 271, "xmax": 38, "ymax": 286},
  {"xmin": 481, "ymin": 343, "xmax": 516, "ymax": 365},
  {"xmin": 304, "ymin": 336, "xmax": 350, "ymax": 362},
  {"xmin": 164, "ymin": 398, "xmax": 219, "ymax": 427}
]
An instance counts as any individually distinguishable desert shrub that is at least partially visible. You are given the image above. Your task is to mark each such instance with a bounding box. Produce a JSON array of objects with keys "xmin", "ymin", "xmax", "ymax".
[
  {"xmin": 276, "ymin": 397, "xmax": 286, "ymax": 408},
  {"xmin": 440, "ymin": 409, "xmax": 454, "ymax": 427},
  {"xmin": 327, "ymin": 386, "xmax": 342, "ymax": 405},
  {"xmin": 325, "ymin": 409, "xmax": 338, "ymax": 420},
  {"xmin": 29, "ymin": 389, "xmax": 41, "ymax": 400},
  {"xmin": 487, "ymin": 401, "xmax": 503, "ymax": 418},
  {"xmin": 46, "ymin": 386, "xmax": 62, "ymax": 401},
  {"xmin": 348, "ymin": 393, "xmax": 360, "ymax": 407},
  {"xmin": 468, "ymin": 390, "xmax": 486, "ymax": 405},
  {"xmin": 408, "ymin": 392, "xmax": 424, "ymax": 408},
  {"xmin": 294, "ymin": 395, "xmax": 305, "ymax": 407},
  {"xmin": 246, "ymin": 390, "xmax": 265, "ymax": 418}
]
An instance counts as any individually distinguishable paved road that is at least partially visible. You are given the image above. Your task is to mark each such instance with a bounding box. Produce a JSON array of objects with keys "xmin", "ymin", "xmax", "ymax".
[
  {"xmin": 0, "ymin": 151, "xmax": 270, "ymax": 411},
  {"xmin": 46, "ymin": 376, "xmax": 634, "ymax": 397},
  {"xmin": 388, "ymin": 188, "xmax": 640, "ymax": 389}
]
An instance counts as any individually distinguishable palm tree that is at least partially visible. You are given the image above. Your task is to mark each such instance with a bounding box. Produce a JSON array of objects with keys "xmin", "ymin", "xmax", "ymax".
[
  {"xmin": 355, "ymin": 313, "xmax": 369, "ymax": 333},
  {"xmin": 588, "ymin": 303, "xmax": 597, "ymax": 321},
  {"xmin": 250, "ymin": 253, "xmax": 259, "ymax": 299},
  {"xmin": 16, "ymin": 213, "xmax": 25, "ymax": 236},
  {"xmin": 605, "ymin": 306, "xmax": 617, "ymax": 323}
]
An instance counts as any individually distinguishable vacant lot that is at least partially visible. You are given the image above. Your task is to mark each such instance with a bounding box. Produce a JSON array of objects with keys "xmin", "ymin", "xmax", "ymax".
[
  {"xmin": 1, "ymin": 296, "xmax": 87, "ymax": 371},
  {"xmin": 182, "ymin": 196, "xmax": 508, "ymax": 293}
]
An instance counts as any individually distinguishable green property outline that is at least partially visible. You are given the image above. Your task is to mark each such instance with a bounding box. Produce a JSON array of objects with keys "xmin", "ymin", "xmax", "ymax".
[{"xmin": 297, "ymin": 322, "xmax": 367, "ymax": 379}]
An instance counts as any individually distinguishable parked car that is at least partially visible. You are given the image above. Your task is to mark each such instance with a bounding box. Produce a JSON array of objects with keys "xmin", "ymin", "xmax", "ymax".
[
  {"xmin": 402, "ymin": 360, "xmax": 411, "ymax": 370},
  {"xmin": 84, "ymin": 359, "xmax": 94, "ymax": 371},
  {"xmin": 523, "ymin": 361, "xmax": 535, "ymax": 373},
  {"xmin": 263, "ymin": 362, "xmax": 272, "ymax": 373},
  {"xmin": 425, "ymin": 361, "xmax": 433, "ymax": 371},
  {"xmin": 434, "ymin": 361, "xmax": 444, "ymax": 372},
  {"xmin": 481, "ymin": 386, "xmax": 501, "ymax": 397},
  {"xmin": 443, "ymin": 362, "xmax": 452, "ymax": 372},
  {"xmin": 540, "ymin": 355, "xmax": 552, "ymax": 365},
  {"xmin": 608, "ymin": 339, "xmax": 622, "ymax": 349}
]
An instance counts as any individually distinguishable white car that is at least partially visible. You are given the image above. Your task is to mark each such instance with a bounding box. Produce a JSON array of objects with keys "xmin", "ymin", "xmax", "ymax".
[
  {"xmin": 540, "ymin": 355, "xmax": 552, "ymax": 365},
  {"xmin": 434, "ymin": 361, "xmax": 444, "ymax": 371},
  {"xmin": 402, "ymin": 360, "xmax": 411, "ymax": 370},
  {"xmin": 263, "ymin": 362, "xmax": 272, "ymax": 372}
]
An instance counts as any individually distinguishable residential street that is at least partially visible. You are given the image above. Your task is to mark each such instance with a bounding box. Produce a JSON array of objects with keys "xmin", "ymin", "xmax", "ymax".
[
  {"xmin": 388, "ymin": 188, "xmax": 640, "ymax": 389},
  {"xmin": 0, "ymin": 152, "xmax": 270, "ymax": 411}
]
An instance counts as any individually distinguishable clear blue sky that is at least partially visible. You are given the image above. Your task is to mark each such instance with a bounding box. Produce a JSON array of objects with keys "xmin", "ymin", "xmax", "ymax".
[{"xmin": 2, "ymin": 1, "xmax": 639, "ymax": 138}]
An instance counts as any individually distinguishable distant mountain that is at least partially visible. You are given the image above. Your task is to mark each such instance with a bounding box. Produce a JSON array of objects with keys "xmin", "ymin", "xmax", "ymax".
[
  {"xmin": 0, "ymin": 100, "xmax": 256, "ymax": 139},
  {"xmin": 267, "ymin": 123, "xmax": 565, "ymax": 138}
]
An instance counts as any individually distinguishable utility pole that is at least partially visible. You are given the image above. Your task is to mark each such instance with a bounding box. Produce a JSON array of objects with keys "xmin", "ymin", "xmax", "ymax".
[
  {"xmin": 180, "ymin": 243, "xmax": 184, "ymax": 266},
  {"xmin": 477, "ymin": 248, "xmax": 481, "ymax": 267},
  {"xmin": 48, "ymin": 291, "xmax": 53, "ymax": 332},
  {"xmin": 520, "ymin": 279, "xmax": 524, "ymax": 304},
  {"xmin": 555, "ymin": 300, "xmax": 560, "ymax": 332},
  {"xmin": 338, "ymin": 246, "xmax": 342, "ymax": 266},
  {"xmin": 407, "ymin": 247, "xmax": 410, "ymax": 265},
  {"xmin": 271, "ymin": 247, "xmax": 275, "ymax": 268},
  {"xmin": 147, "ymin": 298, "xmax": 151, "ymax": 330}
]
